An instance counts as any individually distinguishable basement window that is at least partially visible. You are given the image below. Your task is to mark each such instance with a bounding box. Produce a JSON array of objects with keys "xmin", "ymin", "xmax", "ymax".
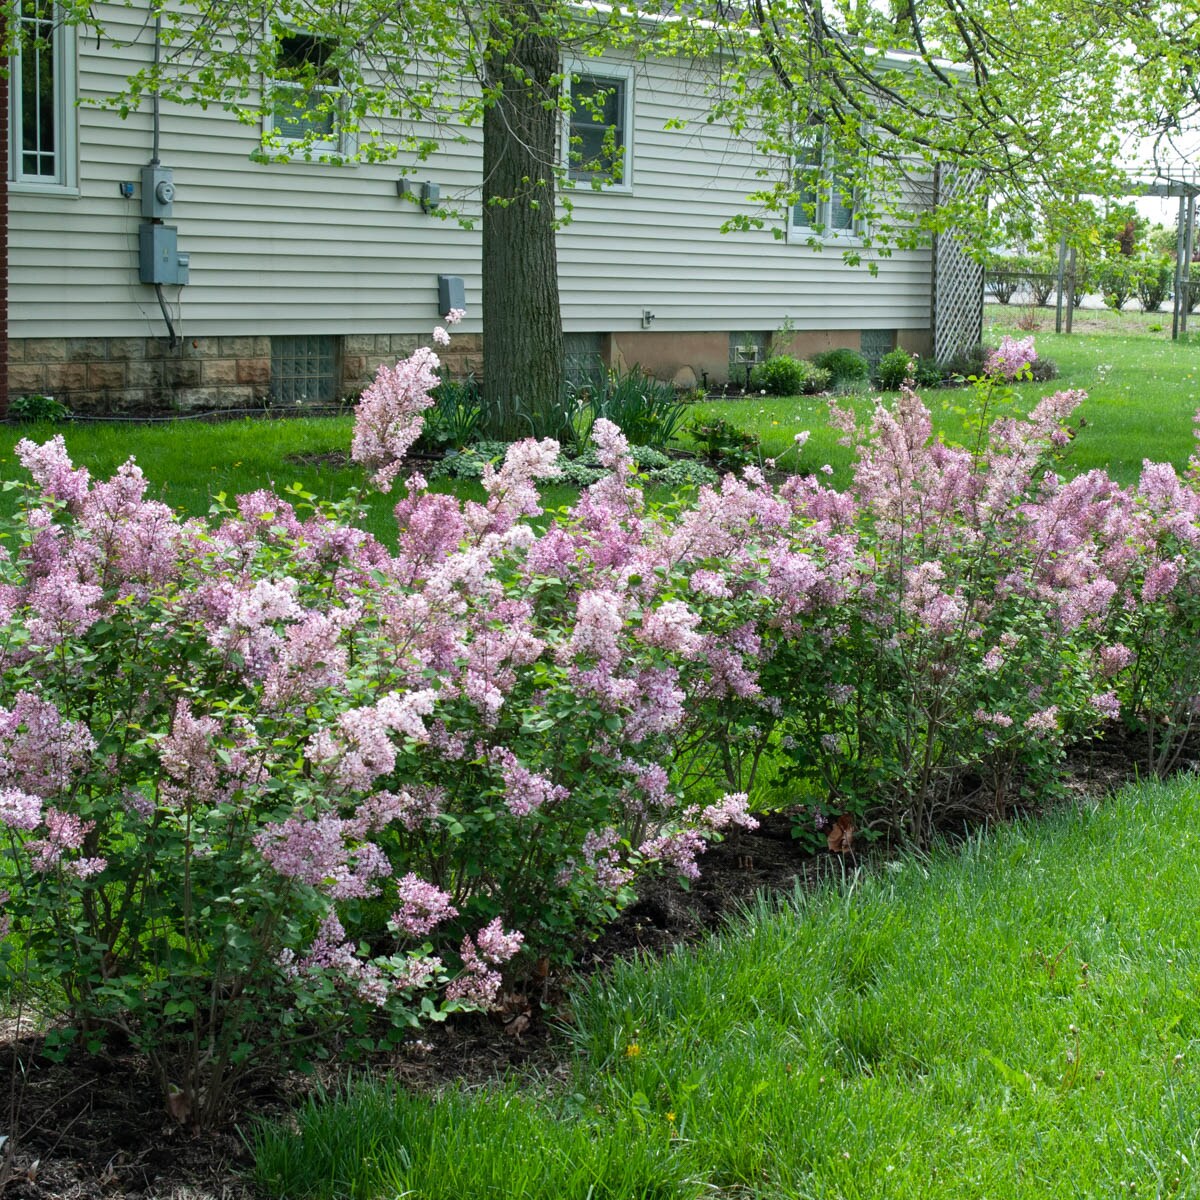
[{"xmin": 271, "ymin": 335, "xmax": 341, "ymax": 405}]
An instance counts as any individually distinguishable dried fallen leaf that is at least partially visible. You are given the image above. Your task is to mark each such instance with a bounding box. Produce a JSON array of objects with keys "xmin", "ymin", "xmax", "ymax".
[
  {"xmin": 504, "ymin": 1012, "xmax": 531, "ymax": 1040},
  {"xmin": 166, "ymin": 1086, "xmax": 191, "ymax": 1126},
  {"xmin": 827, "ymin": 814, "xmax": 856, "ymax": 854}
]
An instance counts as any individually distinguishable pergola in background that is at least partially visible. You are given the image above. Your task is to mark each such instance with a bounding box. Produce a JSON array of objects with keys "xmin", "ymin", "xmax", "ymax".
[{"xmin": 1053, "ymin": 166, "xmax": 1200, "ymax": 340}]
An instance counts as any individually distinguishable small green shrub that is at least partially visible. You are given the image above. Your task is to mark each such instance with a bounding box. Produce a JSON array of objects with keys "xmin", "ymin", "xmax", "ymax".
[
  {"xmin": 1135, "ymin": 256, "xmax": 1174, "ymax": 313},
  {"xmin": 691, "ymin": 416, "xmax": 761, "ymax": 469},
  {"xmin": 9, "ymin": 394, "xmax": 69, "ymax": 423},
  {"xmin": 913, "ymin": 358, "xmax": 944, "ymax": 388},
  {"xmin": 875, "ymin": 348, "xmax": 915, "ymax": 390},
  {"xmin": 750, "ymin": 355, "xmax": 811, "ymax": 396},
  {"xmin": 1096, "ymin": 259, "xmax": 1139, "ymax": 311},
  {"xmin": 1030, "ymin": 356, "xmax": 1059, "ymax": 382},
  {"xmin": 941, "ymin": 344, "xmax": 990, "ymax": 381},
  {"xmin": 811, "ymin": 348, "xmax": 870, "ymax": 388}
]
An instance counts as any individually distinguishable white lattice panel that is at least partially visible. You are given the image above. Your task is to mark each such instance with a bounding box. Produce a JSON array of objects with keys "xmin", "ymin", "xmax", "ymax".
[{"xmin": 932, "ymin": 167, "xmax": 985, "ymax": 364}]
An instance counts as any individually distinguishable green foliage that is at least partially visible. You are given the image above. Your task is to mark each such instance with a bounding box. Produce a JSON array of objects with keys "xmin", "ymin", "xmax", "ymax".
[
  {"xmin": 876, "ymin": 349, "xmax": 915, "ymax": 390},
  {"xmin": 749, "ymin": 355, "xmax": 828, "ymax": 397},
  {"xmin": 421, "ymin": 373, "xmax": 484, "ymax": 450},
  {"xmin": 427, "ymin": 440, "xmax": 512, "ymax": 481},
  {"xmin": 811, "ymin": 348, "xmax": 870, "ymax": 388},
  {"xmin": 578, "ymin": 368, "xmax": 689, "ymax": 450},
  {"xmin": 1026, "ymin": 259, "xmax": 1059, "ymax": 307},
  {"xmin": 1029, "ymin": 356, "xmax": 1059, "ymax": 382},
  {"xmin": 938, "ymin": 348, "xmax": 984, "ymax": 382},
  {"xmin": 9, "ymin": 394, "xmax": 70, "ymax": 424},
  {"xmin": 648, "ymin": 457, "xmax": 720, "ymax": 490},
  {"xmin": 690, "ymin": 416, "xmax": 761, "ymax": 469},
  {"xmin": 1096, "ymin": 259, "xmax": 1140, "ymax": 311},
  {"xmin": 1135, "ymin": 256, "xmax": 1174, "ymax": 313}
]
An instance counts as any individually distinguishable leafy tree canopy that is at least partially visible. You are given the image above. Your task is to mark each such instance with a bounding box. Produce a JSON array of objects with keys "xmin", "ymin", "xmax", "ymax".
[{"xmin": 9, "ymin": 0, "xmax": 1196, "ymax": 260}]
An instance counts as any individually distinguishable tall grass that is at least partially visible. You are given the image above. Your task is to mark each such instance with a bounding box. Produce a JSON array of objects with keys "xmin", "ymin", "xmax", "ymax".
[{"xmin": 255, "ymin": 774, "xmax": 1200, "ymax": 1199}]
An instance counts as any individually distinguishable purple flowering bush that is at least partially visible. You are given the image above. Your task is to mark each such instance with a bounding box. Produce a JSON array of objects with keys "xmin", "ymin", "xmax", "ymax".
[
  {"xmin": 5, "ymin": 326, "xmax": 1200, "ymax": 1126},
  {"xmin": 0, "ymin": 332, "xmax": 757, "ymax": 1127}
]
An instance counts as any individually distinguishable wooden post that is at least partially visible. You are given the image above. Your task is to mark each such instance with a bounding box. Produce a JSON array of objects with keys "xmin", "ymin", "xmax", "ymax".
[
  {"xmin": 1054, "ymin": 233, "xmax": 1067, "ymax": 334},
  {"xmin": 1065, "ymin": 246, "xmax": 1077, "ymax": 334},
  {"xmin": 1174, "ymin": 194, "xmax": 1187, "ymax": 340},
  {"xmin": 1183, "ymin": 194, "xmax": 1197, "ymax": 341}
]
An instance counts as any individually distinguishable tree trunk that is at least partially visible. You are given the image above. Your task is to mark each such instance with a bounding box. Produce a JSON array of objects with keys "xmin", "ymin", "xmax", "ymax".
[{"xmin": 481, "ymin": 0, "xmax": 565, "ymax": 441}]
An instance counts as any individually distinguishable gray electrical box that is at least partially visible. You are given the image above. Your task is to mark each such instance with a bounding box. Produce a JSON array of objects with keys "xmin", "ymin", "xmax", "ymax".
[
  {"xmin": 438, "ymin": 274, "xmax": 465, "ymax": 316},
  {"xmin": 141, "ymin": 165, "xmax": 176, "ymax": 219},
  {"xmin": 139, "ymin": 223, "xmax": 190, "ymax": 285}
]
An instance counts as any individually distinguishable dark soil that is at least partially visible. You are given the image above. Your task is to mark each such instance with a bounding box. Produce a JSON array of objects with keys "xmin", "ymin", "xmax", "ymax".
[{"xmin": 0, "ymin": 729, "xmax": 1150, "ymax": 1199}]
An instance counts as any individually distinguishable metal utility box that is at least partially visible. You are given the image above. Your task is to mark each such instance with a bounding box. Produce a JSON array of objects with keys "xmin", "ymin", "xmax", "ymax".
[
  {"xmin": 141, "ymin": 164, "xmax": 176, "ymax": 219},
  {"xmin": 438, "ymin": 274, "xmax": 465, "ymax": 316},
  {"xmin": 139, "ymin": 224, "xmax": 190, "ymax": 285}
]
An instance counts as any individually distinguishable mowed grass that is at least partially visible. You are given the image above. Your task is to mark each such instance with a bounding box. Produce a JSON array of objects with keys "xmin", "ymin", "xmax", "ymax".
[
  {"xmin": 254, "ymin": 774, "xmax": 1200, "ymax": 1199},
  {"xmin": 688, "ymin": 305, "xmax": 1200, "ymax": 487}
]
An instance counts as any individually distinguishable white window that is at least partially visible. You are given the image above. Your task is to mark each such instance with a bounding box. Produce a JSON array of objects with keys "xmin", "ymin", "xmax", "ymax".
[
  {"xmin": 790, "ymin": 132, "xmax": 862, "ymax": 239},
  {"xmin": 264, "ymin": 32, "xmax": 349, "ymax": 157},
  {"xmin": 9, "ymin": 0, "xmax": 76, "ymax": 192},
  {"xmin": 563, "ymin": 62, "xmax": 633, "ymax": 190}
]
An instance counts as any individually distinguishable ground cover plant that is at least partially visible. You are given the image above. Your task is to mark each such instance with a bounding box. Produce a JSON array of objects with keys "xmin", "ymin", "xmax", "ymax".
[
  {"xmin": 8, "ymin": 320, "xmax": 1200, "ymax": 1180},
  {"xmin": 255, "ymin": 772, "xmax": 1200, "ymax": 1199}
]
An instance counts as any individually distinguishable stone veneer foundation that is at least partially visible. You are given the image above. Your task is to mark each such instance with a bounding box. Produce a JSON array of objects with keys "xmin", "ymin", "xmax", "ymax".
[
  {"xmin": 7, "ymin": 327, "xmax": 934, "ymax": 415},
  {"xmin": 7, "ymin": 333, "xmax": 484, "ymax": 415}
]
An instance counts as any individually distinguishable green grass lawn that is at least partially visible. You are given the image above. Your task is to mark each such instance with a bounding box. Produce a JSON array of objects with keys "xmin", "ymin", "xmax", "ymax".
[
  {"xmin": 254, "ymin": 773, "xmax": 1200, "ymax": 1199},
  {"xmin": 687, "ymin": 305, "xmax": 1200, "ymax": 487},
  {"xmin": 5, "ymin": 309, "xmax": 1200, "ymax": 529}
]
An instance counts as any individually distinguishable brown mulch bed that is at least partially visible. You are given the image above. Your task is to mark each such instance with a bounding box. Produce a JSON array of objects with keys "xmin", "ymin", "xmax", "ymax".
[{"xmin": 0, "ymin": 729, "xmax": 1152, "ymax": 1199}]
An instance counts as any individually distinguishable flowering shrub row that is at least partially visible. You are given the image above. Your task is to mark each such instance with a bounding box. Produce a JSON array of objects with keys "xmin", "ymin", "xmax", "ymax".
[{"xmin": 2, "ymin": 331, "xmax": 1199, "ymax": 1126}]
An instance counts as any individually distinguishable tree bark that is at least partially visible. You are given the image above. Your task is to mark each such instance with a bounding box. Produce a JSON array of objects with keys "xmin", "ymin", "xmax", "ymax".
[{"xmin": 481, "ymin": 0, "xmax": 565, "ymax": 441}]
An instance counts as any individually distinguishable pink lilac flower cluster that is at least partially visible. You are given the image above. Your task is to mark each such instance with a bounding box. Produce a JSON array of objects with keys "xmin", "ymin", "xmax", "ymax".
[
  {"xmin": 391, "ymin": 873, "xmax": 458, "ymax": 937},
  {"xmin": 446, "ymin": 919, "xmax": 524, "ymax": 1008},
  {"xmin": 985, "ymin": 335, "xmax": 1038, "ymax": 381}
]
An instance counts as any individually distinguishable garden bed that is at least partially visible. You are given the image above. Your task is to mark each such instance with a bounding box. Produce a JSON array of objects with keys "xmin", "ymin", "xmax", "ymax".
[{"xmin": 0, "ymin": 721, "xmax": 1152, "ymax": 1200}]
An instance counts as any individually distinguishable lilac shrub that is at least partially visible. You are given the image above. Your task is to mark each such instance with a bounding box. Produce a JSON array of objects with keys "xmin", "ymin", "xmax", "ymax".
[
  {"xmin": 0, "ymin": 336, "xmax": 753, "ymax": 1128},
  {"xmin": 6, "ymin": 323, "xmax": 1200, "ymax": 1127},
  {"xmin": 1096, "ymin": 440, "xmax": 1200, "ymax": 775},
  {"xmin": 761, "ymin": 372, "xmax": 1125, "ymax": 843}
]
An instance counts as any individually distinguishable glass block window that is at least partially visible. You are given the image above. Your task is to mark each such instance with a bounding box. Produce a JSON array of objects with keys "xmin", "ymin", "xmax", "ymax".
[
  {"xmin": 271, "ymin": 335, "xmax": 341, "ymax": 405},
  {"xmin": 564, "ymin": 332, "xmax": 606, "ymax": 391},
  {"xmin": 860, "ymin": 329, "xmax": 896, "ymax": 371}
]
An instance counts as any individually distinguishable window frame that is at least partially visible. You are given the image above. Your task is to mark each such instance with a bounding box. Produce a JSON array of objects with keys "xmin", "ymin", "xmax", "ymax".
[
  {"xmin": 562, "ymin": 59, "xmax": 634, "ymax": 193},
  {"xmin": 262, "ymin": 30, "xmax": 353, "ymax": 160},
  {"xmin": 789, "ymin": 130, "xmax": 864, "ymax": 242},
  {"xmin": 9, "ymin": 0, "xmax": 78, "ymax": 194}
]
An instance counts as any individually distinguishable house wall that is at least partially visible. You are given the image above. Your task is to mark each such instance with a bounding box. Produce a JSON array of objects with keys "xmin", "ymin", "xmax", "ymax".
[{"xmin": 8, "ymin": 4, "xmax": 934, "ymax": 411}]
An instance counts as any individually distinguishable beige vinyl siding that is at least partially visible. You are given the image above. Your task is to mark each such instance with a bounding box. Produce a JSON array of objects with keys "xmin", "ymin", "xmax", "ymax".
[
  {"xmin": 11, "ymin": 3, "xmax": 484, "ymax": 339},
  {"xmin": 557, "ymin": 56, "xmax": 931, "ymax": 334},
  {"xmin": 10, "ymin": 5, "xmax": 931, "ymax": 340}
]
